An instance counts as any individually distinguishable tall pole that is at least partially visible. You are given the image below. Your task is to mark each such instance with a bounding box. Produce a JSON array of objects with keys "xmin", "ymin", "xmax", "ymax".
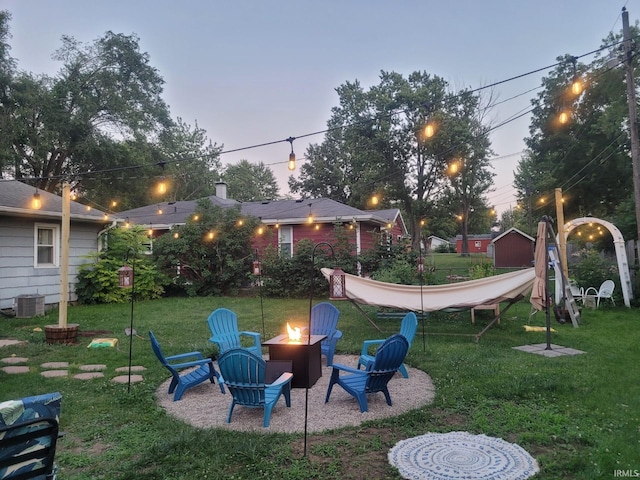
[
  {"xmin": 58, "ymin": 182, "xmax": 70, "ymax": 328},
  {"xmin": 555, "ymin": 188, "xmax": 568, "ymax": 279},
  {"xmin": 622, "ymin": 7, "xmax": 640, "ymax": 259}
]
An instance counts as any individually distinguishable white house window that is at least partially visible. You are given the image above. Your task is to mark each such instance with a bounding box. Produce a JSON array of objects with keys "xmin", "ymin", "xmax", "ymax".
[
  {"xmin": 34, "ymin": 224, "xmax": 59, "ymax": 267},
  {"xmin": 279, "ymin": 226, "xmax": 293, "ymax": 258}
]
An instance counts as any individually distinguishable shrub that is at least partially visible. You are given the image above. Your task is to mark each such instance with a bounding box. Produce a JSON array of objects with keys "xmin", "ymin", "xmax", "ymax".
[
  {"xmin": 75, "ymin": 227, "xmax": 168, "ymax": 304},
  {"xmin": 570, "ymin": 248, "xmax": 619, "ymax": 294},
  {"xmin": 152, "ymin": 200, "xmax": 259, "ymax": 296}
]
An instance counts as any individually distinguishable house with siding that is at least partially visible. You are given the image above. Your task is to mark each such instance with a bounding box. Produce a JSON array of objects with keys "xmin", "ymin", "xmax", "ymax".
[
  {"xmin": 118, "ymin": 183, "xmax": 408, "ymax": 264},
  {"xmin": 455, "ymin": 234, "xmax": 494, "ymax": 255},
  {"xmin": 0, "ymin": 181, "xmax": 110, "ymax": 311}
]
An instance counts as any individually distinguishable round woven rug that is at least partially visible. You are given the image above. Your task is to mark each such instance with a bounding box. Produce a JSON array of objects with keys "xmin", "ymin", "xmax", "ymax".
[{"xmin": 388, "ymin": 431, "xmax": 539, "ymax": 480}]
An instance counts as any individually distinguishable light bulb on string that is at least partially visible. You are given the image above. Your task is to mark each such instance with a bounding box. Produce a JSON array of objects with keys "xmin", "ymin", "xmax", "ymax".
[
  {"xmin": 287, "ymin": 137, "xmax": 296, "ymax": 171},
  {"xmin": 32, "ymin": 189, "xmax": 41, "ymax": 210},
  {"xmin": 424, "ymin": 122, "xmax": 436, "ymax": 139}
]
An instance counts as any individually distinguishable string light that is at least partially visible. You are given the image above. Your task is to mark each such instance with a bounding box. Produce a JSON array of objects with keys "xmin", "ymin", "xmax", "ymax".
[
  {"xmin": 32, "ymin": 189, "xmax": 41, "ymax": 210},
  {"xmin": 287, "ymin": 137, "xmax": 296, "ymax": 171},
  {"xmin": 424, "ymin": 122, "xmax": 436, "ymax": 139}
]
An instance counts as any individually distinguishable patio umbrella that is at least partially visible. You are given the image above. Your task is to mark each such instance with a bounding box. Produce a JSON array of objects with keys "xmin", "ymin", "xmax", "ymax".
[
  {"xmin": 530, "ymin": 221, "xmax": 547, "ymax": 311},
  {"xmin": 530, "ymin": 219, "xmax": 553, "ymax": 349}
]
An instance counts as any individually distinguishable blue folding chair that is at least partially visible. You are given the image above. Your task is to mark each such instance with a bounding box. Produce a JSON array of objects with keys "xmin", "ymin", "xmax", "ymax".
[
  {"xmin": 357, "ymin": 312, "xmax": 417, "ymax": 378},
  {"xmin": 206, "ymin": 308, "xmax": 262, "ymax": 356},
  {"xmin": 326, "ymin": 334, "xmax": 409, "ymax": 412},
  {"xmin": 217, "ymin": 348, "xmax": 293, "ymax": 428},
  {"xmin": 149, "ymin": 331, "xmax": 224, "ymax": 401}
]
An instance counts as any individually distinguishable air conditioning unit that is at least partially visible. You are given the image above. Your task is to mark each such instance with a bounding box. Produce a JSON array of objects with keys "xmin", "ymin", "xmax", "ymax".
[{"xmin": 15, "ymin": 294, "xmax": 45, "ymax": 318}]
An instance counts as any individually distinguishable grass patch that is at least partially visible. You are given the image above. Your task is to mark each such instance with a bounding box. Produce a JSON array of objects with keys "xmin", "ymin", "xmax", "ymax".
[{"xmin": 1, "ymin": 296, "xmax": 638, "ymax": 479}]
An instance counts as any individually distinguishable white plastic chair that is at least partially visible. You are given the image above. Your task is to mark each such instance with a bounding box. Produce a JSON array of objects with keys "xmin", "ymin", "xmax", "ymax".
[
  {"xmin": 584, "ymin": 280, "xmax": 615, "ymax": 307},
  {"xmin": 569, "ymin": 282, "xmax": 585, "ymax": 304}
]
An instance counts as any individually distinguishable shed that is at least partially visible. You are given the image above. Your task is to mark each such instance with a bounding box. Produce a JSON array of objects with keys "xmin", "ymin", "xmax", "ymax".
[{"xmin": 492, "ymin": 227, "xmax": 535, "ymax": 268}]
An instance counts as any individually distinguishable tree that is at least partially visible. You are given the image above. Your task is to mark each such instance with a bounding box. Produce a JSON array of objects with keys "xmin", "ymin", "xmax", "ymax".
[
  {"xmin": 156, "ymin": 117, "xmax": 223, "ymax": 202},
  {"xmin": 223, "ymin": 159, "xmax": 279, "ymax": 201},
  {"xmin": 515, "ymin": 40, "xmax": 637, "ymax": 239},
  {"xmin": 290, "ymin": 71, "xmax": 495, "ymax": 247},
  {"xmin": 0, "ymin": 10, "xmax": 16, "ymax": 174},
  {"xmin": 1, "ymin": 28, "xmax": 172, "ymax": 195},
  {"xmin": 152, "ymin": 200, "xmax": 259, "ymax": 296}
]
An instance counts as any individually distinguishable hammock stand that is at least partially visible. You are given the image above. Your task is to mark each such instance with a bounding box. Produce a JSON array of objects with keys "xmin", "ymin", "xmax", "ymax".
[{"xmin": 321, "ymin": 268, "xmax": 535, "ymax": 342}]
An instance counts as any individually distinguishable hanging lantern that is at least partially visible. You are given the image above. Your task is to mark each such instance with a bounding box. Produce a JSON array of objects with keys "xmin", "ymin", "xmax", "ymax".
[
  {"xmin": 119, "ymin": 264, "xmax": 134, "ymax": 288},
  {"xmin": 329, "ymin": 267, "xmax": 347, "ymax": 300},
  {"xmin": 252, "ymin": 260, "xmax": 262, "ymax": 276}
]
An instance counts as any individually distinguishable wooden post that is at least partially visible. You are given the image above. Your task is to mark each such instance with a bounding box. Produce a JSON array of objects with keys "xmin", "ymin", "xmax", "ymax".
[
  {"xmin": 58, "ymin": 182, "xmax": 70, "ymax": 328},
  {"xmin": 622, "ymin": 8, "xmax": 640, "ymax": 264},
  {"xmin": 555, "ymin": 188, "xmax": 568, "ymax": 279}
]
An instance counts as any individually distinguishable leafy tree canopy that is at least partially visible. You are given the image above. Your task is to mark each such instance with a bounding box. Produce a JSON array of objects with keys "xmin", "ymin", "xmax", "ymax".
[
  {"xmin": 222, "ymin": 159, "xmax": 279, "ymax": 201},
  {"xmin": 289, "ymin": 70, "xmax": 495, "ymax": 247},
  {"xmin": 515, "ymin": 30, "xmax": 639, "ymax": 240}
]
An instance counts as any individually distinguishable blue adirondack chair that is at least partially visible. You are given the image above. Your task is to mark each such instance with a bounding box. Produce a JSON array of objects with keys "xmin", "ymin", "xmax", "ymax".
[
  {"xmin": 357, "ymin": 311, "xmax": 417, "ymax": 378},
  {"xmin": 217, "ymin": 348, "xmax": 293, "ymax": 428},
  {"xmin": 325, "ymin": 334, "xmax": 409, "ymax": 412},
  {"xmin": 0, "ymin": 391, "xmax": 62, "ymax": 480},
  {"xmin": 307, "ymin": 302, "xmax": 342, "ymax": 365},
  {"xmin": 206, "ymin": 308, "xmax": 262, "ymax": 356},
  {"xmin": 149, "ymin": 331, "xmax": 225, "ymax": 401}
]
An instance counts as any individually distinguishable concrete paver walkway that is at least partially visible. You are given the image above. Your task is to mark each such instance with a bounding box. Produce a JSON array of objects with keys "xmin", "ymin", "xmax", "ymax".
[{"xmin": 1, "ymin": 339, "xmax": 146, "ymax": 382}]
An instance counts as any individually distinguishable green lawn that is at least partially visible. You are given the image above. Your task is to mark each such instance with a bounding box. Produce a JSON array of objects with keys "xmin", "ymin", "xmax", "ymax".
[{"xmin": 1, "ymin": 295, "xmax": 639, "ymax": 479}]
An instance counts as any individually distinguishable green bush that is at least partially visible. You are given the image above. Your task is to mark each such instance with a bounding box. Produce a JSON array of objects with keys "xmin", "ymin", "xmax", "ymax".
[
  {"xmin": 152, "ymin": 200, "xmax": 259, "ymax": 296},
  {"xmin": 570, "ymin": 248, "xmax": 619, "ymax": 294},
  {"xmin": 75, "ymin": 227, "xmax": 168, "ymax": 304}
]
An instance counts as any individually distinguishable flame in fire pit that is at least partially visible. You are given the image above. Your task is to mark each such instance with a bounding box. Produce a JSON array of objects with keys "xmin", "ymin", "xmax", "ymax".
[{"xmin": 286, "ymin": 322, "xmax": 301, "ymax": 342}]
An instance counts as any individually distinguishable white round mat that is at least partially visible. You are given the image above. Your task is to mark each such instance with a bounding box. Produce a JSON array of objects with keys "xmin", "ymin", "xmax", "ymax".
[{"xmin": 388, "ymin": 431, "xmax": 539, "ymax": 480}]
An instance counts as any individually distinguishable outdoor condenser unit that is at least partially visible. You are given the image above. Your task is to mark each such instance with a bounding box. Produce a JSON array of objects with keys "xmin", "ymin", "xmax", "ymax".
[{"xmin": 15, "ymin": 294, "xmax": 45, "ymax": 318}]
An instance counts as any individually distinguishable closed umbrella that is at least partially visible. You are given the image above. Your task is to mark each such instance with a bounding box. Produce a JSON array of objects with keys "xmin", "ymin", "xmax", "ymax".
[{"xmin": 530, "ymin": 222, "xmax": 547, "ymax": 311}]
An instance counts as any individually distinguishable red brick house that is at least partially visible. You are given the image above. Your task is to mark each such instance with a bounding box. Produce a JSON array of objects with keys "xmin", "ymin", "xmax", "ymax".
[
  {"xmin": 491, "ymin": 227, "xmax": 534, "ymax": 268},
  {"xmin": 118, "ymin": 183, "xmax": 408, "ymax": 260}
]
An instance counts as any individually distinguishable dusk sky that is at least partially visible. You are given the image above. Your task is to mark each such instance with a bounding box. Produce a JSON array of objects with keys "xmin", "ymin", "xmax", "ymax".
[{"xmin": 3, "ymin": 1, "xmax": 632, "ymax": 213}]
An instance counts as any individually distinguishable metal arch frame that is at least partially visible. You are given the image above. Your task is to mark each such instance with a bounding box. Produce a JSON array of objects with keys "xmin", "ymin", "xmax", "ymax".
[{"xmin": 558, "ymin": 217, "xmax": 632, "ymax": 307}]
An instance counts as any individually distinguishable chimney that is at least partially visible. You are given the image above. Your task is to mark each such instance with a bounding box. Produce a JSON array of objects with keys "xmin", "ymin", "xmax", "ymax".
[{"xmin": 215, "ymin": 181, "xmax": 227, "ymax": 199}]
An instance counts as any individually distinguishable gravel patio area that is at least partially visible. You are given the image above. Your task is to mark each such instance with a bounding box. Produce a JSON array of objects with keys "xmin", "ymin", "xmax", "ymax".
[{"xmin": 157, "ymin": 354, "xmax": 435, "ymax": 433}]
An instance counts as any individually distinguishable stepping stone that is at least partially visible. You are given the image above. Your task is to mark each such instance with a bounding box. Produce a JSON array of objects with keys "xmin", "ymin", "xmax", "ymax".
[
  {"xmin": 74, "ymin": 372, "xmax": 105, "ymax": 380},
  {"xmin": 1, "ymin": 357, "xmax": 28, "ymax": 364},
  {"xmin": 2, "ymin": 366, "xmax": 30, "ymax": 374},
  {"xmin": 41, "ymin": 361, "xmax": 70, "ymax": 369},
  {"xmin": 0, "ymin": 339, "xmax": 27, "ymax": 348},
  {"xmin": 112, "ymin": 374, "xmax": 143, "ymax": 384},
  {"xmin": 115, "ymin": 365, "xmax": 146, "ymax": 372},
  {"xmin": 79, "ymin": 364, "xmax": 107, "ymax": 371},
  {"xmin": 41, "ymin": 370, "xmax": 68, "ymax": 378}
]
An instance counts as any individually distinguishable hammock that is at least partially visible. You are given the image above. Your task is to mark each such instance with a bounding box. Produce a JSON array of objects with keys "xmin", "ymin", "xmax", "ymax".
[{"xmin": 321, "ymin": 267, "xmax": 535, "ymax": 313}]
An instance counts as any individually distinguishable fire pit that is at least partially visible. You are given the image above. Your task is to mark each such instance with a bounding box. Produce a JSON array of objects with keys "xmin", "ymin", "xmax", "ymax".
[{"xmin": 263, "ymin": 327, "xmax": 326, "ymax": 389}]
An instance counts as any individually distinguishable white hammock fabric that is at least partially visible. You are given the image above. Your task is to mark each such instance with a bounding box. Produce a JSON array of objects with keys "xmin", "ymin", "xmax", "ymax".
[{"xmin": 321, "ymin": 268, "xmax": 536, "ymax": 312}]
